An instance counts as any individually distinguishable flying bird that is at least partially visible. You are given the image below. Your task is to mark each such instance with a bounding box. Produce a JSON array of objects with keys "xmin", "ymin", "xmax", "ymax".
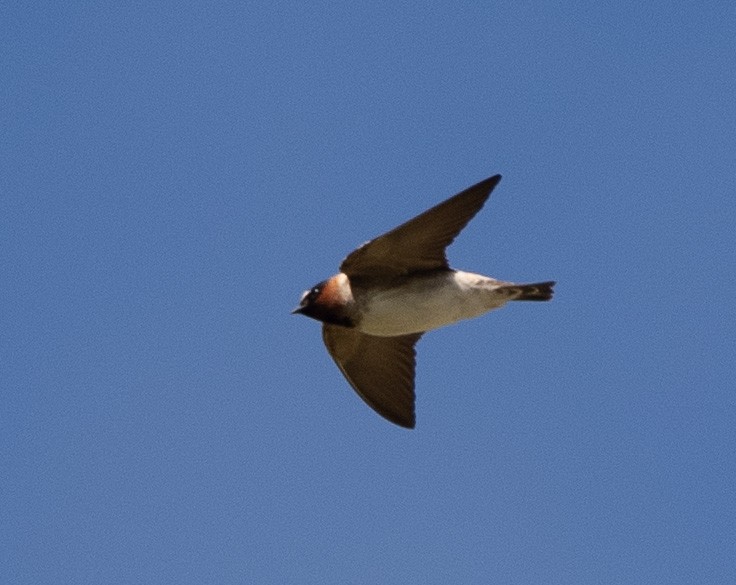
[{"xmin": 293, "ymin": 174, "xmax": 554, "ymax": 429}]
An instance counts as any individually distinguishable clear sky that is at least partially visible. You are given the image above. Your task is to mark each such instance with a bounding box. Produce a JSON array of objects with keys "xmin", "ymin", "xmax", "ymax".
[{"xmin": 3, "ymin": 3, "xmax": 735, "ymax": 584}]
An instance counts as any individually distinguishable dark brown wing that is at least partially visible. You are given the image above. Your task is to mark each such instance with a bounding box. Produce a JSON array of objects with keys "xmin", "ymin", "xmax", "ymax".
[
  {"xmin": 339, "ymin": 175, "xmax": 501, "ymax": 279},
  {"xmin": 322, "ymin": 324, "xmax": 423, "ymax": 429}
]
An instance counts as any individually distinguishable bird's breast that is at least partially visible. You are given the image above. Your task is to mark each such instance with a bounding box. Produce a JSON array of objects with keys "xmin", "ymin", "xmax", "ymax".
[{"xmin": 355, "ymin": 270, "xmax": 508, "ymax": 336}]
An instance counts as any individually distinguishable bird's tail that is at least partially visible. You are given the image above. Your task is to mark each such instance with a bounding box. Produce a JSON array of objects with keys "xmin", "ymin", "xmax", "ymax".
[{"xmin": 505, "ymin": 281, "xmax": 555, "ymax": 301}]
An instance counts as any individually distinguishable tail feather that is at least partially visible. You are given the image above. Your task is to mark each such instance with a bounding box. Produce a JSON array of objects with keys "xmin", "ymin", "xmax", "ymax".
[{"xmin": 506, "ymin": 281, "xmax": 555, "ymax": 301}]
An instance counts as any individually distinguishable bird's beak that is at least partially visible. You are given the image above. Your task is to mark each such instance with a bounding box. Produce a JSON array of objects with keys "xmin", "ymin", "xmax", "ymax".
[{"xmin": 291, "ymin": 305, "xmax": 304, "ymax": 315}]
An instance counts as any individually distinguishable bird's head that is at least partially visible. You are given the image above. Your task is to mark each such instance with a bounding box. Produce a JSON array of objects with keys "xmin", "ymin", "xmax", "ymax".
[{"xmin": 292, "ymin": 274, "xmax": 355, "ymax": 327}]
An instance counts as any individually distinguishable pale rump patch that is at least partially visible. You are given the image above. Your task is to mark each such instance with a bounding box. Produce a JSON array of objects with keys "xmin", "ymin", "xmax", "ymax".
[{"xmin": 356, "ymin": 271, "xmax": 515, "ymax": 336}]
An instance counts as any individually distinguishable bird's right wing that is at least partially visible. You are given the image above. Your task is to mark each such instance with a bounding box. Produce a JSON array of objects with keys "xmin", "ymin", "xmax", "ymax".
[{"xmin": 322, "ymin": 324, "xmax": 423, "ymax": 429}]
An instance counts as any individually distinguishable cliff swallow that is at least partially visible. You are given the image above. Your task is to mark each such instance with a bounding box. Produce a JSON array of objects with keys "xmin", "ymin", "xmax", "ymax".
[{"xmin": 293, "ymin": 174, "xmax": 554, "ymax": 429}]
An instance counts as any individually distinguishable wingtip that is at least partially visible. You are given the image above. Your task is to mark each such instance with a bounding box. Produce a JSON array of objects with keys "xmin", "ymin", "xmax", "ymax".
[
  {"xmin": 396, "ymin": 416, "xmax": 416, "ymax": 430},
  {"xmin": 467, "ymin": 174, "xmax": 502, "ymax": 197},
  {"xmin": 379, "ymin": 409, "xmax": 415, "ymax": 429}
]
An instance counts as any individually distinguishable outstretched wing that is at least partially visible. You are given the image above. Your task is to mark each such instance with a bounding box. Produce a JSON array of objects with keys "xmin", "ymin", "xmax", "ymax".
[
  {"xmin": 340, "ymin": 175, "xmax": 501, "ymax": 279},
  {"xmin": 322, "ymin": 324, "xmax": 423, "ymax": 428}
]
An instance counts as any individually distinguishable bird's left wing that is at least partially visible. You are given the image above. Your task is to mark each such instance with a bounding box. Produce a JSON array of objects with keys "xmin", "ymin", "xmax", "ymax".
[{"xmin": 339, "ymin": 175, "xmax": 501, "ymax": 279}]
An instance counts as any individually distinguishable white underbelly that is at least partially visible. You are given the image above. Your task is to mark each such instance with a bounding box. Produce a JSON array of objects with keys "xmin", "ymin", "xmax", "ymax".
[{"xmin": 357, "ymin": 271, "xmax": 509, "ymax": 336}]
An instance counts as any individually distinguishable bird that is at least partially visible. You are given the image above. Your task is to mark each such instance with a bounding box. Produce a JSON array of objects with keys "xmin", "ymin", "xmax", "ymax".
[{"xmin": 292, "ymin": 174, "xmax": 554, "ymax": 429}]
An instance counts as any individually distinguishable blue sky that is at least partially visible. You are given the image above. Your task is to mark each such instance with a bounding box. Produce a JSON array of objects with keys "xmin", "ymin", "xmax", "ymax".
[{"xmin": 3, "ymin": 2, "xmax": 735, "ymax": 583}]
